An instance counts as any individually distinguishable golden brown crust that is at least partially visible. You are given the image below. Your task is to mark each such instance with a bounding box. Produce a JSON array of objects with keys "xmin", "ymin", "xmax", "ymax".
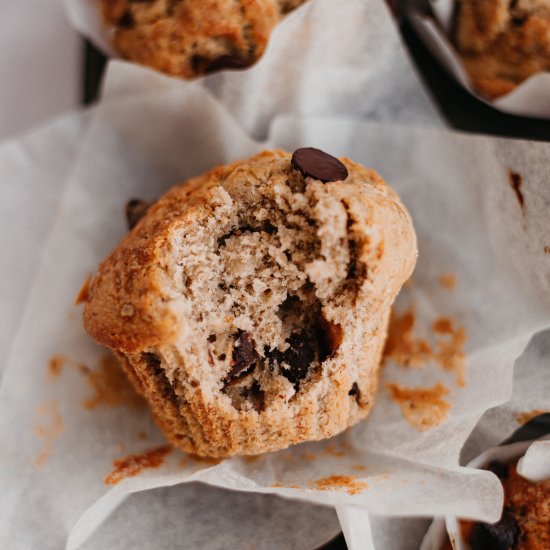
[
  {"xmin": 84, "ymin": 149, "xmax": 417, "ymax": 457},
  {"xmin": 455, "ymin": 0, "xmax": 550, "ymax": 98},
  {"xmin": 99, "ymin": 0, "xmax": 309, "ymax": 78}
]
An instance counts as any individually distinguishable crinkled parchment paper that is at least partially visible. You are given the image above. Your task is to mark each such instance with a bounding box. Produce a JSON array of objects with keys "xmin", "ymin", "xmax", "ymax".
[
  {"xmin": 2, "ymin": 66, "xmax": 550, "ymax": 548},
  {"xmin": 65, "ymin": 0, "xmax": 442, "ymax": 138}
]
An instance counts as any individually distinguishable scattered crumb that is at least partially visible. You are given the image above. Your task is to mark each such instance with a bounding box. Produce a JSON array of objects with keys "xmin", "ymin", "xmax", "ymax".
[
  {"xmin": 75, "ymin": 273, "xmax": 93, "ymax": 305},
  {"xmin": 47, "ymin": 355, "xmax": 67, "ymax": 379},
  {"xmin": 137, "ymin": 431, "xmax": 148, "ymax": 440},
  {"xmin": 313, "ymin": 475, "xmax": 368, "ymax": 496},
  {"xmin": 508, "ymin": 171, "xmax": 525, "ymax": 213},
  {"xmin": 383, "ymin": 309, "xmax": 433, "ymax": 367},
  {"xmin": 269, "ymin": 483, "xmax": 301, "ymax": 489},
  {"xmin": 384, "ymin": 310, "xmax": 467, "ymax": 386},
  {"xmin": 301, "ymin": 452, "xmax": 317, "ymax": 462},
  {"xmin": 515, "ymin": 409, "xmax": 550, "ymax": 425},
  {"xmin": 83, "ymin": 353, "xmax": 144, "ymax": 410},
  {"xmin": 323, "ymin": 444, "xmax": 346, "ymax": 457},
  {"xmin": 104, "ymin": 446, "xmax": 172, "ymax": 485},
  {"xmin": 433, "ymin": 318, "xmax": 467, "ymax": 387},
  {"xmin": 387, "ymin": 382, "xmax": 451, "ymax": 431},
  {"xmin": 352, "ymin": 464, "xmax": 367, "ymax": 472},
  {"xmin": 439, "ymin": 273, "xmax": 457, "ymax": 290},
  {"xmin": 245, "ymin": 544, "xmax": 257, "ymax": 550},
  {"xmin": 33, "ymin": 400, "xmax": 64, "ymax": 467},
  {"xmin": 118, "ymin": 442, "xmax": 126, "ymax": 453},
  {"xmin": 544, "ymin": 246, "xmax": 550, "ymax": 255}
]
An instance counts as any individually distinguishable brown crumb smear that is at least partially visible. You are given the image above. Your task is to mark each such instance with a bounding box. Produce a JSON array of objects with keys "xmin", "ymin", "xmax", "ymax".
[
  {"xmin": 75, "ymin": 273, "xmax": 93, "ymax": 305},
  {"xmin": 387, "ymin": 382, "xmax": 451, "ymax": 431},
  {"xmin": 460, "ymin": 460, "xmax": 550, "ymax": 550},
  {"xmin": 508, "ymin": 171, "xmax": 525, "ymax": 212},
  {"xmin": 384, "ymin": 310, "xmax": 467, "ymax": 386},
  {"xmin": 48, "ymin": 355, "xmax": 67, "ymax": 379},
  {"xmin": 439, "ymin": 273, "xmax": 457, "ymax": 290},
  {"xmin": 33, "ymin": 400, "xmax": 64, "ymax": 467},
  {"xmin": 313, "ymin": 475, "xmax": 368, "ymax": 496},
  {"xmin": 105, "ymin": 445, "xmax": 172, "ymax": 485},
  {"xmin": 515, "ymin": 410, "xmax": 550, "ymax": 426}
]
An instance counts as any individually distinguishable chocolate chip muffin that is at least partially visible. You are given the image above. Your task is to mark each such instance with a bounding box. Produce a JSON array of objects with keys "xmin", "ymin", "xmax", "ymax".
[
  {"xmin": 457, "ymin": 459, "xmax": 550, "ymax": 550},
  {"xmin": 83, "ymin": 149, "xmax": 417, "ymax": 457},
  {"xmin": 455, "ymin": 0, "xmax": 550, "ymax": 98},
  {"xmin": 99, "ymin": 0, "xmax": 309, "ymax": 78}
]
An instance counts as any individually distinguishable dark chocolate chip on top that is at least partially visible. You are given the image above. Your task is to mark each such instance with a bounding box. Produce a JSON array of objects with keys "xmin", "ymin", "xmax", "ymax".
[
  {"xmin": 126, "ymin": 199, "xmax": 152, "ymax": 230},
  {"xmin": 291, "ymin": 148, "xmax": 349, "ymax": 183}
]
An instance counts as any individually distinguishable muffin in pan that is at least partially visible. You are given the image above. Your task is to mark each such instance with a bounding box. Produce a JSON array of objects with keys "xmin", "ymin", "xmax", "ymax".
[
  {"xmin": 83, "ymin": 148, "xmax": 417, "ymax": 457},
  {"xmin": 455, "ymin": 0, "xmax": 550, "ymax": 98},
  {"xmin": 99, "ymin": 0, "xmax": 310, "ymax": 78}
]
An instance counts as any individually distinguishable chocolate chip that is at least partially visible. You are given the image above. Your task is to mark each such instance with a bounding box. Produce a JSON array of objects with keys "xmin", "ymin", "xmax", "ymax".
[
  {"xmin": 470, "ymin": 510, "xmax": 520, "ymax": 550},
  {"xmin": 487, "ymin": 461, "xmax": 509, "ymax": 480},
  {"xmin": 270, "ymin": 331, "xmax": 315, "ymax": 387},
  {"xmin": 191, "ymin": 54, "xmax": 250, "ymax": 75},
  {"xmin": 126, "ymin": 199, "xmax": 152, "ymax": 230},
  {"xmin": 291, "ymin": 148, "xmax": 349, "ymax": 183},
  {"xmin": 228, "ymin": 332, "xmax": 259, "ymax": 380},
  {"xmin": 118, "ymin": 11, "xmax": 134, "ymax": 28},
  {"xmin": 316, "ymin": 317, "xmax": 343, "ymax": 363},
  {"xmin": 349, "ymin": 382, "xmax": 359, "ymax": 397}
]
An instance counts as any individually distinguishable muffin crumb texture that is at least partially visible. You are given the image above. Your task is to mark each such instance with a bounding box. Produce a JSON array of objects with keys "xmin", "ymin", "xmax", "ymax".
[{"xmin": 84, "ymin": 149, "xmax": 416, "ymax": 457}]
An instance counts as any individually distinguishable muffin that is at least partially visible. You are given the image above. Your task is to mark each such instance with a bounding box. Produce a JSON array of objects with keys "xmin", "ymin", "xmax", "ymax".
[
  {"xmin": 99, "ymin": 0, "xmax": 310, "ymax": 78},
  {"xmin": 457, "ymin": 459, "xmax": 550, "ymax": 550},
  {"xmin": 455, "ymin": 0, "xmax": 550, "ymax": 98},
  {"xmin": 83, "ymin": 148, "xmax": 417, "ymax": 457}
]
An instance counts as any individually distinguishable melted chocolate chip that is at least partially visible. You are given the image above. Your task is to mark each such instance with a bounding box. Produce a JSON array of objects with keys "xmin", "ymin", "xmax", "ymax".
[
  {"xmin": 270, "ymin": 331, "xmax": 315, "ymax": 387},
  {"xmin": 470, "ymin": 510, "xmax": 520, "ymax": 550},
  {"xmin": 348, "ymin": 382, "xmax": 360, "ymax": 398},
  {"xmin": 126, "ymin": 199, "xmax": 152, "ymax": 230},
  {"xmin": 228, "ymin": 332, "xmax": 259, "ymax": 380},
  {"xmin": 291, "ymin": 148, "xmax": 349, "ymax": 183},
  {"xmin": 316, "ymin": 317, "xmax": 343, "ymax": 363},
  {"xmin": 191, "ymin": 54, "xmax": 250, "ymax": 75},
  {"xmin": 118, "ymin": 11, "xmax": 134, "ymax": 28},
  {"xmin": 487, "ymin": 460, "xmax": 509, "ymax": 480}
]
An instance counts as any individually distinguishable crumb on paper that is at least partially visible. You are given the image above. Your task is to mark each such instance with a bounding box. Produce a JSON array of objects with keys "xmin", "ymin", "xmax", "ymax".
[
  {"xmin": 75, "ymin": 273, "xmax": 93, "ymax": 305},
  {"xmin": 323, "ymin": 444, "xmax": 346, "ymax": 458},
  {"xmin": 301, "ymin": 452, "xmax": 317, "ymax": 461},
  {"xmin": 352, "ymin": 464, "xmax": 367, "ymax": 472},
  {"xmin": 104, "ymin": 445, "xmax": 172, "ymax": 485},
  {"xmin": 33, "ymin": 400, "xmax": 64, "ymax": 467},
  {"xmin": 383, "ymin": 309, "xmax": 433, "ymax": 367},
  {"xmin": 137, "ymin": 431, "xmax": 148, "ymax": 440},
  {"xmin": 312, "ymin": 475, "xmax": 368, "ymax": 496},
  {"xmin": 544, "ymin": 246, "xmax": 550, "ymax": 254},
  {"xmin": 269, "ymin": 483, "xmax": 301, "ymax": 489},
  {"xmin": 508, "ymin": 171, "xmax": 525, "ymax": 213},
  {"xmin": 439, "ymin": 273, "xmax": 457, "ymax": 290},
  {"xmin": 82, "ymin": 353, "xmax": 144, "ymax": 410},
  {"xmin": 384, "ymin": 309, "xmax": 467, "ymax": 386},
  {"xmin": 514, "ymin": 409, "xmax": 550, "ymax": 425},
  {"xmin": 387, "ymin": 382, "xmax": 451, "ymax": 431},
  {"xmin": 47, "ymin": 355, "xmax": 67, "ymax": 379}
]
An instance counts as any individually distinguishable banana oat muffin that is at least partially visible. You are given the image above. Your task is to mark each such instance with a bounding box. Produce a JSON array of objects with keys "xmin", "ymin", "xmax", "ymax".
[
  {"xmin": 455, "ymin": 0, "xmax": 550, "ymax": 98},
  {"xmin": 99, "ymin": 0, "xmax": 309, "ymax": 78},
  {"xmin": 457, "ymin": 459, "xmax": 550, "ymax": 550},
  {"xmin": 83, "ymin": 149, "xmax": 417, "ymax": 457}
]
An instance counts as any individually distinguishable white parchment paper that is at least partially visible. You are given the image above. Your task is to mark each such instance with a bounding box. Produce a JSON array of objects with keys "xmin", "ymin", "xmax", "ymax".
[
  {"xmin": 407, "ymin": 0, "xmax": 550, "ymax": 118},
  {"xmin": 65, "ymin": 0, "xmax": 443, "ymax": 138},
  {"xmin": 2, "ymin": 65, "xmax": 550, "ymax": 549}
]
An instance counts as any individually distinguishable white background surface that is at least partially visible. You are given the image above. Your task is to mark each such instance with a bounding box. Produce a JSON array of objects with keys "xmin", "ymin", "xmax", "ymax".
[{"xmin": 0, "ymin": 1, "xmax": 80, "ymax": 142}]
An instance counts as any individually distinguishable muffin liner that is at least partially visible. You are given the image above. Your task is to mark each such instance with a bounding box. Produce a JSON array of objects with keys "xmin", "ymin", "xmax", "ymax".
[
  {"xmin": 2, "ymin": 63, "xmax": 550, "ymax": 549},
  {"xmin": 64, "ymin": 0, "xmax": 442, "ymax": 138},
  {"xmin": 406, "ymin": 0, "xmax": 550, "ymax": 119},
  {"xmin": 420, "ymin": 435, "xmax": 550, "ymax": 550}
]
